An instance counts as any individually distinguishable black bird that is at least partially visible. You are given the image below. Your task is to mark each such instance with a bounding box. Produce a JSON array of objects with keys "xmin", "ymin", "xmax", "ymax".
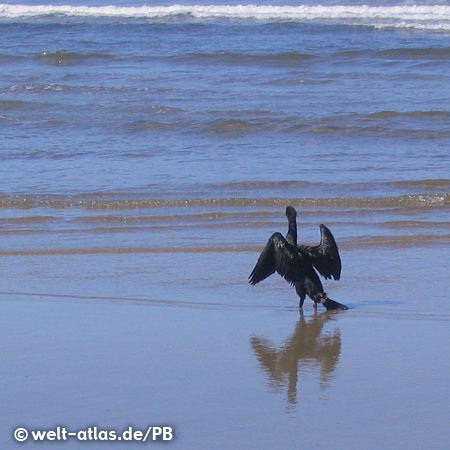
[{"xmin": 249, "ymin": 206, "xmax": 347, "ymax": 310}]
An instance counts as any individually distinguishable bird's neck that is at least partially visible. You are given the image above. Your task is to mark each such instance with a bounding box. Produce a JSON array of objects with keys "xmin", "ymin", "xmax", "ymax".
[{"xmin": 286, "ymin": 217, "xmax": 297, "ymax": 246}]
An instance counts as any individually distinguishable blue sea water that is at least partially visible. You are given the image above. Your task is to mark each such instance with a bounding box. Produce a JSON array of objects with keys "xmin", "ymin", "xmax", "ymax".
[
  {"xmin": 0, "ymin": 0, "xmax": 449, "ymax": 255},
  {"xmin": 0, "ymin": 0, "xmax": 448, "ymax": 254}
]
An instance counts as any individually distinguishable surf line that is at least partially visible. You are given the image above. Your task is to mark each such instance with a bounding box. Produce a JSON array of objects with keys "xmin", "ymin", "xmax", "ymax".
[{"xmin": 0, "ymin": 290, "xmax": 270, "ymax": 310}]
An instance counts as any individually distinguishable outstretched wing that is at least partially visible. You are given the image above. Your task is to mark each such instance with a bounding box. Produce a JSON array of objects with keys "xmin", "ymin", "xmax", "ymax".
[
  {"xmin": 249, "ymin": 232, "xmax": 303, "ymax": 286},
  {"xmin": 298, "ymin": 224, "xmax": 341, "ymax": 280}
]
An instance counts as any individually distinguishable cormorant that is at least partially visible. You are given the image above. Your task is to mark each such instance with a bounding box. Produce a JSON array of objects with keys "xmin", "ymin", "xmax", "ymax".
[{"xmin": 249, "ymin": 206, "xmax": 347, "ymax": 310}]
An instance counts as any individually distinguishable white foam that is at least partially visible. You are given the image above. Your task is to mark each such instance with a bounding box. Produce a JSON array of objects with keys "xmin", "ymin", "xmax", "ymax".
[{"xmin": 1, "ymin": 4, "xmax": 450, "ymax": 30}]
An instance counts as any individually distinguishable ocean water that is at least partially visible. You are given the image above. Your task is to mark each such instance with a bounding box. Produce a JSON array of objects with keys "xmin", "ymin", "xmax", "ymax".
[
  {"xmin": 1, "ymin": 1, "xmax": 450, "ymax": 449},
  {"xmin": 1, "ymin": 1, "xmax": 449, "ymax": 254}
]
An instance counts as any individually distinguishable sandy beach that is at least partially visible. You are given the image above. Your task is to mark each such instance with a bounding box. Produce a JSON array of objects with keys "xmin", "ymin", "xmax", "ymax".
[
  {"xmin": 2, "ymin": 2, "xmax": 450, "ymax": 448},
  {"xmin": 1, "ymin": 241, "xmax": 449, "ymax": 449}
]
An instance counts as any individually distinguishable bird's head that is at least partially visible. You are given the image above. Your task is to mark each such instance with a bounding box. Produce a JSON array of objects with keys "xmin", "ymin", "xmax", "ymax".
[{"xmin": 285, "ymin": 206, "xmax": 297, "ymax": 219}]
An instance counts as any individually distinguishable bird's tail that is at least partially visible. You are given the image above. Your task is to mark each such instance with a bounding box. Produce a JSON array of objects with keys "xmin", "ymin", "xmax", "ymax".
[{"xmin": 319, "ymin": 293, "xmax": 348, "ymax": 311}]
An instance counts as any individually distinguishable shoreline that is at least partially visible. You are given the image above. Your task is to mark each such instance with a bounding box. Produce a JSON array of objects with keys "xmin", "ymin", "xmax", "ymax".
[{"xmin": 2, "ymin": 282, "xmax": 450, "ymax": 449}]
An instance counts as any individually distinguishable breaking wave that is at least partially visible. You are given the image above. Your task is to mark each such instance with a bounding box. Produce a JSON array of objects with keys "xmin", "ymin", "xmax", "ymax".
[{"xmin": 1, "ymin": 4, "xmax": 450, "ymax": 31}]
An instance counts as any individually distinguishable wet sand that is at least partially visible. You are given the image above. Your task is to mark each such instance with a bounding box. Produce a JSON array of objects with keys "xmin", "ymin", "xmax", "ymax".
[
  {"xmin": 2, "ymin": 3, "xmax": 449, "ymax": 446},
  {"xmin": 1, "ymin": 243, "xmax": 450, "ymax": 449}
]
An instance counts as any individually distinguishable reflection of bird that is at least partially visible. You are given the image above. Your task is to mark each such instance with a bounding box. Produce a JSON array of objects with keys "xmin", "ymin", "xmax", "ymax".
[
  {"xmin": 250, "ymin": 311, "xmax": 342, "ymax": 404},
  {"xmin": 249, "ymin": 206, "xmax": 347, "ymax": 310}
]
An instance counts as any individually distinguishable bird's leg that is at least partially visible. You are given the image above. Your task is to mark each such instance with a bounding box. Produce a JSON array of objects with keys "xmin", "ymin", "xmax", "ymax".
[
  {"xmin": 295, "ymin": 282, "xmax": 306, "ymax": 309},
  {"xmin": 313, "ymin": 301, "xmax": 318, "ymax": 310}
]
